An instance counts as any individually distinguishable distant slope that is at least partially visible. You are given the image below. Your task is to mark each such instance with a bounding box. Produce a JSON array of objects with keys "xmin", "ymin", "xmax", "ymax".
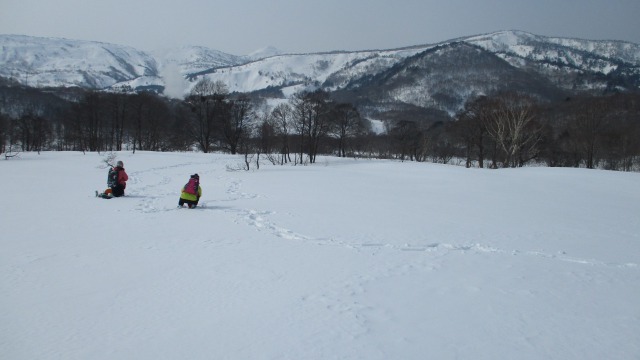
[
  {"xmin": 333, "ymin": 42, "xmax": 568, "ymax": 118},
  {"xmin": 151, "ymin": 46, "xmax": 249, "ymax": 74},
  {"xmin": 197, "ymin": 47, "xmax": 430, "ymax": 95},
  {"xmin": 0, "ymin": 35, "xmax": 248, "ymax": 91},
  {"xmin": 1, "ymin": 31, "xmax": 638, "ymax": 115},
  {"xmin": 0, "ymin": 35, "xmax": 158, "ymax": 89},
  {"xmin": 196, "ymin": 31, "xmax": 639, "ymax": 119},
  {"xmin": 466, "ymin": 30, "xmax": 640, "ymax": 69},
  {"xmin": 464, "ymin": 30, "xmax": 640, "ymax": 92}
]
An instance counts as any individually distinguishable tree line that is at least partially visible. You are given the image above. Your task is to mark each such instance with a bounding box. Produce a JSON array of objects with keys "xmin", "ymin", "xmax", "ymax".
[{"xmin": 1, "ymin": 76, "xmax": 639, "ymax": 171}]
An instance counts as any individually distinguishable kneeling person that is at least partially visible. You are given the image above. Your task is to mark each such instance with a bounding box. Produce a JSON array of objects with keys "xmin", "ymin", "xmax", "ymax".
[
  {"xmin": 179, "ymin": 174, "xmax": 202, "ymax": 208},
  {"xmin": 97, "ymin": 160, "xmax": 128, "ymax": 199}
]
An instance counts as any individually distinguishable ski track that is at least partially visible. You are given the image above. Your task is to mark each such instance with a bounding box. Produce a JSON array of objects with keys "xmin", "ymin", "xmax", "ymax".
[
  {"xmin": 124, "ymin": 160, "xmax": 219, "ymax": 213},
  {"xmin": 127, "ymin": 169, "xmax": 638, "ymax": 271}
]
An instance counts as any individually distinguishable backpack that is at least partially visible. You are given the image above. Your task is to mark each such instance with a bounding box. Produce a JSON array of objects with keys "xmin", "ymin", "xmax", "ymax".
[
  {"xmin": 184, "ymin": 177, "xmax": 199, "ymax": 195},
  {"xmin": 107, "ymin": 167, "xmax": 119, "ymax": 187}
]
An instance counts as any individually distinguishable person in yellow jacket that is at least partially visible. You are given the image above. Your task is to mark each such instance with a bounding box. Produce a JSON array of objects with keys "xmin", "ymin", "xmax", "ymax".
[{"xmin": 178, "ymin": 174, "xmax": 202, "ymax": 208}]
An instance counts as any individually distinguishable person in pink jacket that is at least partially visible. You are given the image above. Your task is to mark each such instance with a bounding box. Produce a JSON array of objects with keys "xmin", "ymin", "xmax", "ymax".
[
  {"xmin": 178, "ymin": 174, "xmax": 202, "ymax": 208},
  {"xmin": 97, "ymin": 160, "xmax": 129, "ymax": 198},
  {"xmin": 110, "ymin": 161, "xmax": 129, "ymax": 197}
]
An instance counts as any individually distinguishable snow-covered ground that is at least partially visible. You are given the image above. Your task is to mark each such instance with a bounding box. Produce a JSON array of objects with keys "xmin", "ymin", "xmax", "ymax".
[{"xmin": 1, "ymin": 151, "xmax": 639, "ymax": 359}]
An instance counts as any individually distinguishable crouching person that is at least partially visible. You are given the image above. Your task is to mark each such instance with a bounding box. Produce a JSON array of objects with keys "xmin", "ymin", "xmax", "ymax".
[
  {"xmin": 179, "ymin": 174, "xmax": 202, "ymax": 208},
  {"xmin": 97, "ymin": 160, "xmax": 129, "ymax": 199},
  {"xmin": 109, "ymin": 161, "xmax": 128, "ymax": 197}
]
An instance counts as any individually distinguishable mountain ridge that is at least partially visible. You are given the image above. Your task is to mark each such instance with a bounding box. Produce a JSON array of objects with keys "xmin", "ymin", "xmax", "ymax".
[{"xmin": 1, "ymin": 31, "xmax": 639, "ymax": 120}]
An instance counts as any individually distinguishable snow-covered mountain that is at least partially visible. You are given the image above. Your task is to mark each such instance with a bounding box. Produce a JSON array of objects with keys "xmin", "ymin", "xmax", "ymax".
[
  {"xmin": 0, "ymin": 35, "xmax": 159, "ymax": 89},
  {"xmin": 150, "ymin": 46, "xmax": 249, "ymax": 75},
  {"xmin": 335, "ymin": 31, "xmax": 640, "ymax": 117},
  {"xmin": 1, "ymin": 31, "xmax": 639, "ymax": 114},
  {"xmin": 464, "ymin": 30, "xmax": 640, "ymax": 96},
  {"xmin": 199, "ymin": 47, "xmax": 428, "ymax": 95},
  {"xmin": 466, "ymin": 30, "xmax": 640, "ymax": 71},
  {"xmin": 0, "ymin": 35, "xmax": 249, "ymax": 91}
]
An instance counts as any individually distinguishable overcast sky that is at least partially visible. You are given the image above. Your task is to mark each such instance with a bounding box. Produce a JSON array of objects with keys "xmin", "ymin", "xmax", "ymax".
[{"xmin": 1, "ymin": 0, "xmax": 639, "ymax": 55}]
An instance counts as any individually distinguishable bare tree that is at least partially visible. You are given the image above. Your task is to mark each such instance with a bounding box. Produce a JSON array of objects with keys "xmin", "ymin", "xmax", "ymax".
[
  {"xmin": 106, "ymin": 93, "xmax": 128, "ymax": 151},
  {"xmin": 387, "ymin": 120, "xmax": 423, "ymax": 161},
  {"xmin": 484, "ymin": 93, "xmax": 543, "ymax": 167},
  {"xmin": 566, "ymin": 96, "xmax": 611, "ymax": 169},
  {"xmin": 80, "ymin": 92, "xmax": 105, "ymax": 152},
  {"xmin": 190, "ymin": 77, "xmax": 227, "ymax": 98},
  {"xmin": 269, "ymin": 103, "xmax": 293, "ymax": 164},
  {"xmin": 0, "ymin": 113, "xmax": 6, "ymax": 154},
  {"xmin": 220, "ymin": 95, "xmax": 252, "ymax": 154},
  {"xmin": 454, "ymin": 96, "xmax": 493, "ymax": 168},
  {"xmin": 129, "ymin": 93, "xmax": 172, "ymax": 152},
  {"xmin": 184, "ymin": 78, "xmax": 227, "ymax": 153},
  {"xmin": 291, "ymin": 90, "xmax": 333, "ymax": 164},
  {"xmin": 330, "ymin": 103, "xmax": 366, "ymax": 157},
  {"xmin": 9, "ymin": 95, "xmax": 51, "ymax": 155},
  {"xmin": 612, "ymin": 94, "xmax": 640, "ymax": 171}
]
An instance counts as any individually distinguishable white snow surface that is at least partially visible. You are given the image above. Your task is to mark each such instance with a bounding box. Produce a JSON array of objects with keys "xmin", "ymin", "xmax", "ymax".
[{"xmin": 1, "ymin": 152, "xmax": 639, "ymax": 360}]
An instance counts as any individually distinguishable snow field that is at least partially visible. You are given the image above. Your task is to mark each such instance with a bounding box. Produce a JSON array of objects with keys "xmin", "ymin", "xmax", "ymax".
[{"xmin": 1, "ymin": 151, "xmax": 639, "ymax": 359}]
